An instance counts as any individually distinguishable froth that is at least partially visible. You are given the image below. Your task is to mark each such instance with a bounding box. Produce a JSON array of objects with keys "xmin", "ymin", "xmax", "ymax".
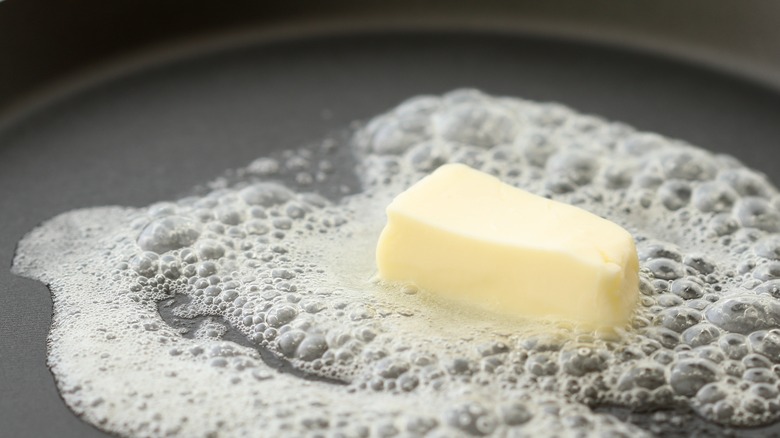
[{"xmin": 13, "ymin": 89, "xmax": 780, "ymax": 437}]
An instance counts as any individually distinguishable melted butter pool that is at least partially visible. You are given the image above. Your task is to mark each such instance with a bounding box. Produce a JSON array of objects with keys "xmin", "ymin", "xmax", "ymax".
[{"xmin": 12, "ymin": 90, "xmax": 780, "ymax": 437}]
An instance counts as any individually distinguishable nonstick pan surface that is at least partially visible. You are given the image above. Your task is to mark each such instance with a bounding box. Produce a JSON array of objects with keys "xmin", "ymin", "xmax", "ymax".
[{"xmin": 2, "ymin": 2, "xmax": 780, "ymax": 437}]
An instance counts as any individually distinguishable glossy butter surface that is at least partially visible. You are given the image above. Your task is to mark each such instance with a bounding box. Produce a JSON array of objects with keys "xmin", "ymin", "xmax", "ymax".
[{"xmin": 376, "ymin": 163, "xmax": 639, "ymax": 328}]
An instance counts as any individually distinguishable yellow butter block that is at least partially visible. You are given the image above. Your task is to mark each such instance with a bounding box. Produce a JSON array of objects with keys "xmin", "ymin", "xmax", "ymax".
[{"xmin": 376, "ymin": 163, "xmax": 639, "ymax": 328}]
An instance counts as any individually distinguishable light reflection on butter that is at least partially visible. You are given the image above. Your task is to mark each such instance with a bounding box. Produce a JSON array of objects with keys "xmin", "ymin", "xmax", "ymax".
[{"xmin": 376, "ymin": 163, "xmax": 639, "ymax": 329}]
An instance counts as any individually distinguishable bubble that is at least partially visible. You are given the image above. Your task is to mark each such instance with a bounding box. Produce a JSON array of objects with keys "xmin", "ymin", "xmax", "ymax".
[
  {"xmin": 670, "ymin": 359, "xmax": 719, "ymax": 396},
  {"xmin": 405, "ymin": 142, "xmax": 446, "ymax": 172},
  {"xmin": 196, "ymin": 261, "xmax": 217, "ymax": 277},
  {"xmin": 696, "ymin": 382, "xmax": 727, "ymax": 404},
  {"xmin": 545, "ymin": 152, "xmax": 599, "ymax": 193},
  {"xmin": 692, "ymin": 181, "xmax": 739, "ymax": 213},
  {"xmin": 646, "ymin": 258, "xmax": 685, "ymax": 280},
  {"xmin": 159, "ymin": 255, "xmax": 181, "ymax": 280},
  {"xmin": 434, "ymin": 102, "xmax": 517, "ymax": 149},
  {"xmin": 682, "ymin": 254, "xmax": 717, "ymax": 275},
  {"xmin": 519, "ymin": 134, "xmax": 556, "ymax": 167},
  {"xmin": 706, "ymin": 295, "xmax": 780, "ymax": 334},
  {"xmin": 601, "ymin": 163, "xmax": 634, "ymax": 189},
  {"xmin": 709, "ymin": 213, "xmax": 739, "ymax": 237},
  {"xmin": 265, "ymin": 305, "xmax": 298, "ymax": 328},
  {"xmin": 296, "ymin": 333, "xmax": 328, "ymax": 361},
  {"xmin": 753, "ymin": 263, "xmax": 780, "ymax": 282},
  {"xmin": 369, "ymin": 119, "xmax": 428, "ymax": 155},
  {"xmin": 130, "ymin": 251, "xmax": 159, "ymax": 278},
  {"xmin": 618, "ymin": 132, "xmax": 664, "ymax": 156},
  {"xmin": 525, "ymin": 353, "xmax": 558, "ymax": 376},
  {"xmin": 617, "ymin": 362, "xmax": 666, "ymax": 390},
  {"xmin": 375, "ymin": 358, "xmax": 410, "ymax": 379},
  {"xmin": 276, "ymin": 330, "xmax": 306, "ymax": 357},
  {"xmin": 756, "ymin": 280, "xmax": 780, "ymax": 298},
  {"xmin": 670, "ymin": 279, "xmax": 705, "ymax": 300},
  {"xmin": 743, "ymin": 368, "xmax": 776, "ymax": 384},
  {"xmin": 659, "ymin": 150, "xmax": 716, "ymax": 181},
  {"xmin": 658, "ymin": 180, "xmax": 692, "ymax": 211},
  {"xmin": 638, "ymin": 241, "xmax": 683, "ymax": 262},
  {"xmin": 194, "ymin": 239, "xmax": 225, "ymax": 260},
  {"xmin": 718, "ymin": 168, "xmax": 773, "ymax": 198},
  {"xmin": 398, "ymin": 374, "xmax": 419, "ymax": 392},
  {"xmin": 682, "ymin": 324, "xmax": 721, "ymax": 347},
  {"xmin": 405, "ymin": 416, "xmax": 439, "ymax": 435},
  {"xmin": 713, "ymin": 399, "xmax": 736, "ymax": 421},
  {"xmin": 754, "ymin": 236, "xmax": 780, "ymax": 261},
  {"xmin": 655, "ymin": 307, "xmax": 702, "ymax": 332},
  {"xmin": 734, "ymin": 198, "xmax": 780, "ymax": 232},
  {"xmin": 718, "ymin": 334, "xmax": 750, "ymax": 360},
  {"xmin": 445, "ymin": 402, "xmax": 497, "ymax": 436},
  {"xmin": 239, "ymin": 183, "xmax": 294, "ymax": 207},
  {"xmin": 500, "ymin": 402, "xmax": 533, "ymax": 425},
  {"xmin": 749, "ymin": 330, "xmax": 780, "ymax": 362},
  {"xmin": 138, "ymin": 216, "xmax": 201, "ymax": 254}
]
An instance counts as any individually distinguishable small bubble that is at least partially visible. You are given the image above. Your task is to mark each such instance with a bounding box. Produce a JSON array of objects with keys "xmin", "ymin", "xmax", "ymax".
[
  {"xmin": 129, "ymin": 252, "xmax": 159, "ymax": 278},
  {"xmin": 240, "ymin": 183, "xmax": 293, "ymax": 207},
  {"xmin": 194, "ymin": 239, "xmax": 225, "ymax": 260},
  {"xmin": 137, "ymin": 216, "xmax": 201, "ymax": 254},
  {"xmin": 670, "ymin": 359, "xmax": 719, "ymax": 396}
]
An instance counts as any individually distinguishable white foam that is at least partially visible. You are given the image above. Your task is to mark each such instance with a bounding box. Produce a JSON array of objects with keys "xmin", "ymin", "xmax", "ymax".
[{"xmin": 13, "ymin": 90, "xmax": 780, "ymax": 437}]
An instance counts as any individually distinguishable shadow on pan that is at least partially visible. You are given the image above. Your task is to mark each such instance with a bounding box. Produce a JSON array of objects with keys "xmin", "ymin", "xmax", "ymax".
[{"xmin": 2, "ymin": 1, "xmax": 780, "ymax": 437}]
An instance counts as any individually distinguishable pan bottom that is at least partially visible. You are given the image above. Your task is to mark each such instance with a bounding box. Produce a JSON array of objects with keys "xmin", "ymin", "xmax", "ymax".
[{"xmin": 3, "ymin": 30, "xmax": 780, "ymax": 437}]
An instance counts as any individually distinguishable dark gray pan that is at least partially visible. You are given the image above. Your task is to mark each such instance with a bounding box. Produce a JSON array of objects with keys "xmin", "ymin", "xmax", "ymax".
[{"xmin": 2, "ymin": 1, "xmax": 780, "ymax": 436}]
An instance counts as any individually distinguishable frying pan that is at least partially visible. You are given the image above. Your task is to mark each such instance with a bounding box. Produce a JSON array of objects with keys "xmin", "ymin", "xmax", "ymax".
[{"xmin": 2, "ymin": 1, "xmax": 780, "ymax": 436}]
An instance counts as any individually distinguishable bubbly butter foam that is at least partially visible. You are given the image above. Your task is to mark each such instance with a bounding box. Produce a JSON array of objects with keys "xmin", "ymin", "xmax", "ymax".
[{"xmin": 13, "ymin": 90, "xmax": 780, "ymax": 437}]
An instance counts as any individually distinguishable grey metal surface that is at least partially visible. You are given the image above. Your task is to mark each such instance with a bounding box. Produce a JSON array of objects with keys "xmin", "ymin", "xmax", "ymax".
[{"xmin": 2, "ymin": 5, "xmax": 780, "ymax": 438}]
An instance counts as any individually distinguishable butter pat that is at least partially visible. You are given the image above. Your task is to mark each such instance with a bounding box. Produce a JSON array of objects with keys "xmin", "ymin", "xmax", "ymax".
[{"xmin": 376, "ymin": 164, "xmax": 639, "ymax": 328}]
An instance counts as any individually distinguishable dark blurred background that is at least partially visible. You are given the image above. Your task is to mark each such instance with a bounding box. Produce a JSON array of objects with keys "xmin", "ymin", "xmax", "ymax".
[{"xmin": 3, "ymin": 0, "xmax": 780, "ymax": 120}]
